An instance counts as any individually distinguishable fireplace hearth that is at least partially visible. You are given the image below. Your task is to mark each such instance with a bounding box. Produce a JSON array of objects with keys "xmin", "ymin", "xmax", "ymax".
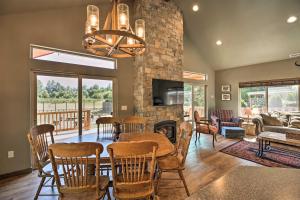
[{"xmin": 154, "ymin": 120, "xmax": 176, "ymax": 143}]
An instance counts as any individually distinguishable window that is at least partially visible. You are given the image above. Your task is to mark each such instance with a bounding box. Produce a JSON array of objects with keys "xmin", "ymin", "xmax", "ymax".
[
  {"xmin": 268, "ymin": 85, "xmax": 299, "ymax": 112},
  {"xmin": 240, "ymin": 83, "xmax": 299, "ymax": 115},
  {"xmin": 240, "ymin": 87, "xmax": 267, "ymax": 115},
  {"xmin": 31, "ymin": 44, "xmax": 116, "ymax": 69},
  {"xmin": 183, "ymin": 71, "xmax": 207, "ymax": 81}
]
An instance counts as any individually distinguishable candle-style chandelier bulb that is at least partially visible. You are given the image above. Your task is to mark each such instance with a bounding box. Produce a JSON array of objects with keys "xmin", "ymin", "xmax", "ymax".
[
  {"xmin": 127, "ymin": 37, "xmax": 135, "ymax": 45},
  {"xmin": 87, "ymin": 5, "xmax": 99, "ymax": 31},
  {"xmin": 135, "ymin": 19, "xmax": 145, "ymax": 40},
  {"xmin": 106, "ymin": 35, "xmax": 113, "ymax": 44},
  {"xmin": 117, "ymin": 3, "xmax": 129, "ymax": 30},
  {"xmin": 83, "ymin": 1, "xmax": 146, "ymax": 58}
]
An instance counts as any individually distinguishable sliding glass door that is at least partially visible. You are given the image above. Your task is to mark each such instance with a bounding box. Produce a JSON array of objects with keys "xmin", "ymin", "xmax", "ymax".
[
  {"xmin": 82, "ymin": 78, "xmax": 113, "ymax": 134},
  {"xmin": 37, "ymin": 75, "xmax": 79, "ymax": 138},
  {"xmin": 35, "ymin": 74, "xmax": 114, "ymax": 139},
  {"xmin": 184, "ymin": 83, "xmax": 207, "ymax": 125}
]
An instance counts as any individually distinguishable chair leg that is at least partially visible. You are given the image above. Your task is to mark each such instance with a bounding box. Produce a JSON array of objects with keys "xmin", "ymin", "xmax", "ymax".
[
  {"xmin": 195, "ymin": 132, "xmax": 198, "ymax": 143},
  {"xmin": 155, "ymin": 170, "xmax": 162, "ymax": 194},
  {"xmin": 198, "ymin": 132, "xmax": 200, "ymax": 141},
  {"xmin": 51, "ymin": 176, "xmax": 55, "ymax": 187},
  {"xmin": 214, "ymin": 133, "xmax": 217, "ymax": 142},
  {"xmin": 106, "ymin": 187, "xmax": 111, "ymax": 200},
  {"xmin": 34, "ymin": 176, "xmax": 46, "ymax": 200},
  {"xmin": 178, "ymin": 170, "xmax": 190, "ymax": 196},
  {"xmin": 212, "ymin": 134, "xmax": 215, "ymax": 148}
]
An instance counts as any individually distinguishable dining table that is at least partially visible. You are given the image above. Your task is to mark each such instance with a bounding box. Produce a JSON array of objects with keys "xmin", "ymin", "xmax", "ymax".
[
  {"xmin": 185, "ymin": 166, "xmax": 300, "ymax": 200},
  {"xmin": 58, "ymin": 132, "xmax": 175, "ymax": 163}
]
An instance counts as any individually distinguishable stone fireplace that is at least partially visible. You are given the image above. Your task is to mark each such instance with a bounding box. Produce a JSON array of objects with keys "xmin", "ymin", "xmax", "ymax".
[{"xmin": 133, "ymin": 0, "xmax": 184, "ymax": 133}]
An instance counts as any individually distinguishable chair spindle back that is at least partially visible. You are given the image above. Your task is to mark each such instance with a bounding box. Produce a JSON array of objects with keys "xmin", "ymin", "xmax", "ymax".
[
  {"xmin": 108, "ymin": 141, "xmax": 158, "ymax": 194},
  {"xmin": 48, "ymin": 142, "xmax": 104, "ymax": 196},
  {"xmin": 123, "ymin": 116, "xmax": 146, "ymax": 133},
  {"xmin": 176, "ymin": 122, "xmax": 193, "ymax": 166},
  {"xmin": 96, "ymin": 117, "xmax": 118, "ymax": 138},
  {"xmin": 27, "ymin": 124, "xmax": 55, "ymax": 173}
]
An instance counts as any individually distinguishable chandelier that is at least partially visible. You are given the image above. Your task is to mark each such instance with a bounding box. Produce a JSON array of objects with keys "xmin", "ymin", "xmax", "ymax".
[{"xmin": 82, "ymin": 0, "xmax": 146, "ymax": 58}]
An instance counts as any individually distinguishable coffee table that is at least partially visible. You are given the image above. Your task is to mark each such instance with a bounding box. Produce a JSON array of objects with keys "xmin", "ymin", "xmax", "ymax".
[{"xmin": 257, "ymin": 131, "xmax": 300, "ymax": 157}]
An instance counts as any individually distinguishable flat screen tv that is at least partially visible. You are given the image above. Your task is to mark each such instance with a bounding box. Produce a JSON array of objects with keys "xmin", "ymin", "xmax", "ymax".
[{"xmin": 152, "ymin": 79, "xmax": 184, "ymax": 106}]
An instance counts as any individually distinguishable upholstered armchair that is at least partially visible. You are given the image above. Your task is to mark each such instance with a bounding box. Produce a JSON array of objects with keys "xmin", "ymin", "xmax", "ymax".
[
  {"xmin": 194, "ymin": 111, "xmax": 218, "ymax": 147},
  {"xmin": 211, "ymin": 109, "xmax": 243, "ymax": 132}
]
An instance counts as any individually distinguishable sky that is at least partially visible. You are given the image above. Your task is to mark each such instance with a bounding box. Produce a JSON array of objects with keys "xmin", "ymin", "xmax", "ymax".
[{"xmin": 37, "ymin": 75, "xmax": 112, "ymax": 88}]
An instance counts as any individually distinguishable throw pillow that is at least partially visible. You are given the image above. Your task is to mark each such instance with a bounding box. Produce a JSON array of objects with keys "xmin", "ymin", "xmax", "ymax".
[
  {"xmin": 260, "ymin": 114, "xmax": 283, "ymax": 126},
  {"xmin": 290, "ymin": 120, "xmax": 300, "ymax": 129}
]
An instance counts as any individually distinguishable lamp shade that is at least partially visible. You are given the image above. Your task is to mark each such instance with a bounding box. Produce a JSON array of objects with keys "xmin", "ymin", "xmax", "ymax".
[
  {"xmin": 135, "ymin": 19, "xmax": 145, "ymax": 40},
  {"xmin": 87, "ymin": 5, "xmax": 99, "ymax": 31},
  {"xmin": 244, "ymin": 108, "xmax": 252, "ymax": 116},
  {"xmin": 117, "ymin": 3, "xmax": 129, "ymax": 30}
]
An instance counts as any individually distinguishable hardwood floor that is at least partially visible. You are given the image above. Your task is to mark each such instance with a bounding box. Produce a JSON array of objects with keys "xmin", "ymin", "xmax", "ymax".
[{"xmin": 0, "ymin": 133, "xmax": 260, "ymax": 200}]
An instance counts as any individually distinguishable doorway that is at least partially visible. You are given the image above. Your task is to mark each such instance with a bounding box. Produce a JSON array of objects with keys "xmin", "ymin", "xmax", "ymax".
[
  {"xmin": 34, "ymin": 74, "xmax": 115, "ymax": 140},
  {"xmin": 184, "ymin": 83, "xmax": 207, "ymax": 126}
]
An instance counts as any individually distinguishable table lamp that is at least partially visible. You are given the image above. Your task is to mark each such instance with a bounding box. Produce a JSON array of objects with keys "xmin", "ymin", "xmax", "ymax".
[{"xmin": 244, "ymin": 108, "xmax": 252, "ymax": 123}]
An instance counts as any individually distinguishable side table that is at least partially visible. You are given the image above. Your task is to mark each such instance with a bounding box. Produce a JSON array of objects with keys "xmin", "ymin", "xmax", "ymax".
[{"xmin": 242, "ymin": 122, "xmax": 256, "ymax": 136}]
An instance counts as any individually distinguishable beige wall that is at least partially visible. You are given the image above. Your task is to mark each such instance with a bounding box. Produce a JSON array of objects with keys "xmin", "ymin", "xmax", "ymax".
[
  {"xmin": 183, "ymin": 36, "xmax": 215, "ymax": 112},
  {"xmin": 215, "ymin": 59, "xmax": 300, "ymax": 116},
  {"xmin": 0, "ymin": 4, "xmax": 217, "ymax": 175},
  {"xmin": 0, "ymin": 6, "xmax": 134, "ymax": 175}
]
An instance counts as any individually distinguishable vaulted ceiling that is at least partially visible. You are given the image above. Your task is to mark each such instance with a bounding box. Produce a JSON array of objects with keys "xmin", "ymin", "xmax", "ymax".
[
  {"xmin": 1, "ymin": 0, "xmax": 300, "ymax": 70},
  {"xmin": 0, "ymin": 0, "xmax": 108, "ymax": 15},
  {"xmin": 176, "ymin": 0, "xmax": 300, "ymax": 70}
]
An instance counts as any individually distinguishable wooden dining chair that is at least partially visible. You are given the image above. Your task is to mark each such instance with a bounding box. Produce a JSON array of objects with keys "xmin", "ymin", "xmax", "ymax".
[
  {"xmin": 156, "ymin": 122, "xmax": 193, "ymax": 197},
  {"xmin": 96, "ymin": 117, "xmax": 119, "ymax": 139},
  {"xmin": 194, "ymin": 111, "xmax": 218, "ymax": 147},
  {"xmin": 107, "ymin": 141, "xmax": 158, "ymax": 200},
  {"xmin": 27, "ymin": 124, "xmax": 58, "ymax": 200},
  {"xmin": 48, "ymin": 142, "xmax": 111, "ymax": 200},
  {"xmin": 122, "ymin": 116, "xmax": 146, "ymax": 133}
]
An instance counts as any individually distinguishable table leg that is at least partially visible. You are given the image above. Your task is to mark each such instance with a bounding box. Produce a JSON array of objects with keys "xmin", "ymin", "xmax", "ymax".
[
  {"xmin": 265, "ymin": 140, "xmax": 271, "ymax": 151},
  {"xmin": 256, "ymin": 138, "xmax": 264, "ymax": 157}
]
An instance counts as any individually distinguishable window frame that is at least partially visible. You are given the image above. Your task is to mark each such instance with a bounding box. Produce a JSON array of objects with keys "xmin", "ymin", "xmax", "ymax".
[
  {"xmin": 30, "ymin": 44, "xmax": 117, "ymax": 70},
  {"xmin": 239, "ymin": 84, "xmax": 300, "ymax": 115}
]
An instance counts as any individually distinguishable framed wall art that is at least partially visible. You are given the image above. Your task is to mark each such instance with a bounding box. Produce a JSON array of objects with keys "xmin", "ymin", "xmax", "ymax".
[
  {"xmin": 221, "ymin": 85, "xmax": 231, "ymax": 92},
  {"xmin": 222, "ymin": 93, "xmax": 231, "ymax": 101}
]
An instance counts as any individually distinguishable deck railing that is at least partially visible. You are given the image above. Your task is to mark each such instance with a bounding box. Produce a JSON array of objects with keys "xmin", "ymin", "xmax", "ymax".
[{"xmin": 37, "ymin": 110, "xmax": 91, "ymax": 132}]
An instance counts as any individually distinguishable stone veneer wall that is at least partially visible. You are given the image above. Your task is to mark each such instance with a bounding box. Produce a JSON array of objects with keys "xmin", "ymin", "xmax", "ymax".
[{"xmin": 133, "ymin": 0, "xmax": 184, "ymax": 131}]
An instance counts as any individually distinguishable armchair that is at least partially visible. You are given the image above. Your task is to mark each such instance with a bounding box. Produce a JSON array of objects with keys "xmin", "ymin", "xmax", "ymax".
[
  {"xmin": 211, "ymin": 109, "xmax": 243, "ymax": 132},
  {"xmin": 194, "ymin": 111, "xmax": 218, "ymax": 147}
]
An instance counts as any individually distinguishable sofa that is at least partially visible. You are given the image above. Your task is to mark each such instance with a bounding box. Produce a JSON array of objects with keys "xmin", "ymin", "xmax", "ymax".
[
  {"xmin": 211, "ymin": 109, "xmax": 243, "ymax": 133},
  {"xmin": 252, "ymin": 112, "xmax": 300, "ymax": 135}
]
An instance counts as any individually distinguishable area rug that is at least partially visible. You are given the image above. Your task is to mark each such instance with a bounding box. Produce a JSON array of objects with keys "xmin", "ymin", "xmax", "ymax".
[{"xmin": 220, "ymin": 140, "xmax": 300, "ymax": 168}]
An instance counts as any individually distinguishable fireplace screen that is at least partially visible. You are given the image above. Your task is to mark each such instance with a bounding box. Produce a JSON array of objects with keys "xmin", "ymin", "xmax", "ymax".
[{"xmin": 154, "ymin": 120, "xmax": 176, "ymax": 143}]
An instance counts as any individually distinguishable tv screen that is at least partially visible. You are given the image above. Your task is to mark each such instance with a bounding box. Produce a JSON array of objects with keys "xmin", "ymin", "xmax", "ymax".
[{"xmin": 152, "ymin": 79, "xmax": 184, "ymax": 106}]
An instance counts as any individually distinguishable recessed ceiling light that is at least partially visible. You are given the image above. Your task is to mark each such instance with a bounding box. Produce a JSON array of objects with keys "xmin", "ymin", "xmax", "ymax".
[
  {"xmin": 216, "ymin": 40, "xmax": 222, "ymax": 46},
  {"xmin": 287, "ymin": 16, "xmax": 298, "ymax": 23},
  {"xmin": 192, "ymin": 4, "xmax": 199, "ymax": 12}
]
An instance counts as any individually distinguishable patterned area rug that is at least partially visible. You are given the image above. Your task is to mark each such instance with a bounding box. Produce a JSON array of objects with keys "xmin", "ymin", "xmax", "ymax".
[{"xmin": 220, "ymin": 140, "xmax": 300, "ymax": 168}]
